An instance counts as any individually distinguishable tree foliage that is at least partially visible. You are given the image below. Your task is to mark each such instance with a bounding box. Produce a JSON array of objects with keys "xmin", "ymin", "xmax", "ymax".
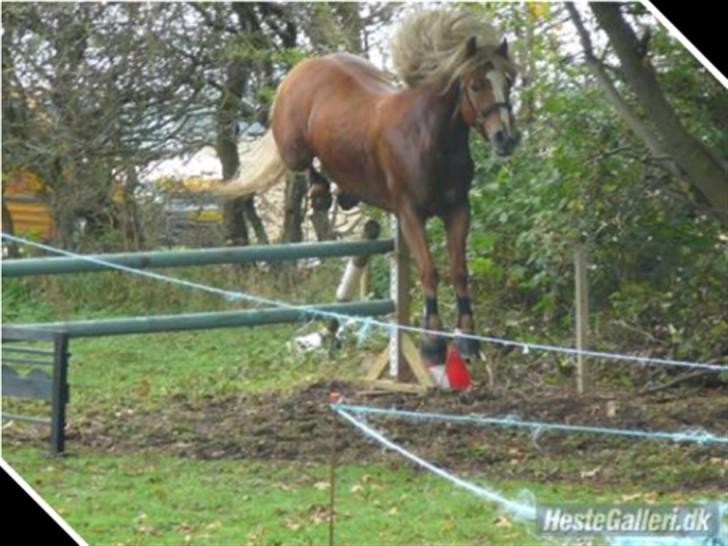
[
  {"xmin": 2, "ymin": 2, "xmax": 725, "ymax": 365},
  {"xmin": 458, "ymin": 3, "xmax": 727, "ymax": 364}
]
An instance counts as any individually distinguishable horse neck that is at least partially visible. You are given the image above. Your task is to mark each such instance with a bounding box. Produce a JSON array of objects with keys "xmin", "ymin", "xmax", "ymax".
[{"xmin": 409, "ymin": 80, "xmax": 470, "ymax": 153}]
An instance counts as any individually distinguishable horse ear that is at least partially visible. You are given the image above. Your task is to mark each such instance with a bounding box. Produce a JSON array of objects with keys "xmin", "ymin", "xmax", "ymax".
[
  {"xmin": 497, "ymin": 38, "xmax": 509, "ymax": 58},
  {"xmin": 465, "ymin": 36, "xmax": 477, "ymax": 58}
]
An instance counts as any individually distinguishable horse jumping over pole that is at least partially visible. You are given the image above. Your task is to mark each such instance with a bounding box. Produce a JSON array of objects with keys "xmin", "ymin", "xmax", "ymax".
[{"xmin": 222, "ymin": 10, "xmax": 519, "ymax": 364}]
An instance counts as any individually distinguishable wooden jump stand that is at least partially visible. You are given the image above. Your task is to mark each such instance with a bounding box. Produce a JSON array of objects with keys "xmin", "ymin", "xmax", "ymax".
[{"xmin": 355, "ymin": 216, "xmax": 436, "ymax": 393}]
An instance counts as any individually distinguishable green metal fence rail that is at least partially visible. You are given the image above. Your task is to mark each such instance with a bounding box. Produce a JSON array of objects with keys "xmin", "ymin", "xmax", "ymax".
[
  {"xmin": 2, "ymin": 236, "xmax": 398, "ymax": 454},
  {"xmin": 2, "ymin": 239, "xmax": 394, "ymax": 277},
  {"xmin": 17, "ymin": 300, "xmax": 395, "ymax": 338}
]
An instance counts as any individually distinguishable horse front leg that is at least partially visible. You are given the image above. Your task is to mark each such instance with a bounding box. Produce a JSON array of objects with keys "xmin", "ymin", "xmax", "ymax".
[
  {"xmin": 398, "ymin": 205, "xmax": 447, "ymax": 364},
  {"xmin": 444, "ymin": 203, "xmax": 480, "ymax": 359}
]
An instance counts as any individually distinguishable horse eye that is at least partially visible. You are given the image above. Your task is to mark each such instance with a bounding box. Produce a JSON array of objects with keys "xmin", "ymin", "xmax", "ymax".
[{"xmin": 469, "ymin": 79, "xmax": 483, "ymax": 92}]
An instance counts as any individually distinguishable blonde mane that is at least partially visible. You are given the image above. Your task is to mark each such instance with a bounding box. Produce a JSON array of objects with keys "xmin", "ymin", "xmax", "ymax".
[{"xmin": 391, "ymin": 9, "xmax": 516, "ymax": 90}]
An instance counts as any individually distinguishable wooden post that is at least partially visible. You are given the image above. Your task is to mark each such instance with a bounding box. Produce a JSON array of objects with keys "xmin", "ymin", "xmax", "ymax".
[
  {"xmin": 574, "ymin": 244, "xmax": 589, "ymax": 395},
  {"xmin": 328, "ymin": 395, "xmax": 339, "ymax": 546},
  {"xmin": 363, "ymin": 216, "xmax": 434, "ymax": 392}
]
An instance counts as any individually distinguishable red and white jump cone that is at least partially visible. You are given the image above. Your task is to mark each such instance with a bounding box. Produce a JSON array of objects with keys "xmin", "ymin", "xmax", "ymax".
[{"xmin": 428, "ymin": 346, "xmax": 472, "ymax": 391}]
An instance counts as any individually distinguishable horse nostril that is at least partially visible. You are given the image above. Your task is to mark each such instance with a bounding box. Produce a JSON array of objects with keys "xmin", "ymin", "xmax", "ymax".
[{"xmin": 494, "ymin": 130, "xmax": 506, "ymax": 144}]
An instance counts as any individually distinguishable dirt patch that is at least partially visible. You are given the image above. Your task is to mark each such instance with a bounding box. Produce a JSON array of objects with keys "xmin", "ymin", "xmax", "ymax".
[{"xmin": 7, "ymin": 381, "xmax": 728, "ymax": 491}]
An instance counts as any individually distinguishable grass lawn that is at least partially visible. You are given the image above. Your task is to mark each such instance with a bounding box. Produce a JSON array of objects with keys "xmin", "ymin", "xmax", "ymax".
[
  {"xmin": 10, "ymin": 444, "xmax": 721, "ymax": 546},
  {"xmin": 2, "ymin": 276, "xmax": 727, "ymax": 545}
]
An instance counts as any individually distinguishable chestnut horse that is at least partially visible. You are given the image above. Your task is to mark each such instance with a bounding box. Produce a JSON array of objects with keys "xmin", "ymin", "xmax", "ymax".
[{"xmin": 223, "ymin": 10, "xmax": 519, "ymax": 363}]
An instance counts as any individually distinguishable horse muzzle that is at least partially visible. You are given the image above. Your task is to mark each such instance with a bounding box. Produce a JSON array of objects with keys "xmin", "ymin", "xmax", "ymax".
[{"xmin": 493, "ymin": 128, "xmax": 520, "ymax": 157}]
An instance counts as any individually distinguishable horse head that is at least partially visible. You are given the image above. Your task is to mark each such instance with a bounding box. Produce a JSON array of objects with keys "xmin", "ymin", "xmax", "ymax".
[{"xmin": 459, "ymin": 37, "xmax": 520, "ymax": 158}]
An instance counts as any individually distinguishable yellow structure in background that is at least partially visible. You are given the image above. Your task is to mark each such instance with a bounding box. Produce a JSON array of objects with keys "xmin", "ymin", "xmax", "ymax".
[
  {"xmin": 2, "ymin": 167, "xmax": 54, "ymax": 240},
  {"xmin": 2, "ymin": 168, "xmax": 224, "ymax": 246},
  {"xmin": 155, "ymin": 176, "xmax": 224, "ymax": 224}
]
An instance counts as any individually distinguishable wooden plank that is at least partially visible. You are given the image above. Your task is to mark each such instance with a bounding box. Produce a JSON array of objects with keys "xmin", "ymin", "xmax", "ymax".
[
  {"xmin": 365, "ymin": 348, "xmax": 391, "ymax": 381},
  {"xmin": 365, "ymin": 335, "xmax": 437, "ymax": 389},
  {"xmin": 363, "ymin": 379, "xmax": 430, "ymax": 394},
  {"xmin": 401, "ymin": 335, "xmax": 437, "ymax": 387}
]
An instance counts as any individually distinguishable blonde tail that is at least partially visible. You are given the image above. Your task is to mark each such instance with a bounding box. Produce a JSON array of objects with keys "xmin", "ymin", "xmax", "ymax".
[{"xmin": 219, "ymin": 129, "xmax": 288, "ymax": 198}]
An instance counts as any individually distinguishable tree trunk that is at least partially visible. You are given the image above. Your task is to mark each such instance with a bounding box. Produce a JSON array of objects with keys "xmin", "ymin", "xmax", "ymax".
[
  {"xmin": 567, "ymin": 4, "xmax": 680, "ymax": 179},
  {"xmin": 591, "ymin": 3, "xmax": 728, "ymax": 223},
  {"xmin": 222, "ymin": 199, "xmax": 250, "ymax": 246},
  {"xmin": 217, "ymin": 5, "xmax": 272, "ymax": 247},
  {"xmin": 121, "ymin": 181, "xmax": 145, "ymax": 251},
  {"xmin": 311, "ymin": 209, "xmax": 334, "ymax": 241},
  {"xmin": 1, "ymin": 200, "xmax": 20, "ymax": 257},
  {"xmin": 281, "ymin": 173, "xmax": 307, "ymax": 242},
  {"xmin": 118, "ymin": 136, "xmax": 145, "ymax": 250},
  {"xmin": 218, "ymin": 58, "xmax": 255, "ymax": 246},
  {"xmin": 47, "ymin": 160, "xmax": 77, "ymax": 250},
  {"xmin": 243, "ymin": 197, "xmax": 269, "ymax": 244}
]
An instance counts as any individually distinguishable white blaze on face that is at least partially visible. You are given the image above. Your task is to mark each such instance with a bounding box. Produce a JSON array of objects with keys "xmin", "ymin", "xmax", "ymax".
[{"xmin": 485, "ymin": 69, "xmax": 511, "ymax": 135}]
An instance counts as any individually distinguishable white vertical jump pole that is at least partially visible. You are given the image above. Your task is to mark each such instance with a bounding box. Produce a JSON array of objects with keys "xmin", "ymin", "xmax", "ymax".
[{"xmin": 389, "ymin": 215, "xmax": 410, "ymax": 379}]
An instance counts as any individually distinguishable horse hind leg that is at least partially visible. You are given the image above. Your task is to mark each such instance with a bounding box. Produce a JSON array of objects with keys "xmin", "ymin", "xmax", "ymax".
[
  {"xmin": 309, "ymin": 166, "xmax": 360, "ymax": 211},
  {"xmin": 308, "ymin": 166, "xmax": 333, "ymax": 212},
  {"xmin": 337, "ymin": 192, "xmax": 360, "ymax": 211}
]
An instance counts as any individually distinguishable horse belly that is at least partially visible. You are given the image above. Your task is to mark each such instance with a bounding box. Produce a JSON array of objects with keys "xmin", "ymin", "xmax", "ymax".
[{"xmin": 308, "ymin": 101, "xmax": 392, "ymax": 210}]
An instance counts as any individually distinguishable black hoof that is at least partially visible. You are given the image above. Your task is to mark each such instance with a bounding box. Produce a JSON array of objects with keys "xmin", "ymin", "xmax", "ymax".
[
  {"xmin": 338, "ymin": 192, "xmax": 360, "ymax": 211},
  {"xmin": 421, "ymin": 335, "xmax": 447, "ymax": 365},
  {"xmin": 455, "ymin": 333, "xmax": 480, "ymax": 361}
]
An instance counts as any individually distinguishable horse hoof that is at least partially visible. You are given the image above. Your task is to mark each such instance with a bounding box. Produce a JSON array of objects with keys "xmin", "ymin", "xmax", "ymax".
[
  {"xmin": 455, "ymin": 332, "xmax": 480, "ymax": 361},
  {"xmin": 310, "ymin": 186, "xmax": 333, "ymax": 211},
  {"xmin": 421, "ymin": 335, "xmax": 447, "ymax": 365}
]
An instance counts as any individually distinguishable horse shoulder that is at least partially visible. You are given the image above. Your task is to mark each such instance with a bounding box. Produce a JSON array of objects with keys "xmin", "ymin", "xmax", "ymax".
[{"xmin": 372, "ymin": 92, "xmax": 476, "ymax": 214}]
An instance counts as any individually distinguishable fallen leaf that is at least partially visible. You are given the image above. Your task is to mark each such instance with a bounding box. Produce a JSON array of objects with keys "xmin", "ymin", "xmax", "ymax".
[
  {"xmin": 285, "ymin": 520, "xmax": 302, "ymax": 531},
  {"xmin": 308, "ymin": 504, "xmax": 329, "ymax": 525},
  {"xmin": 580, "ymin": 466, "xmax": 602, "ymax": 479},
  {"xmin": 136, "ymin": 379, "xmax": 150, "ymax": 398},
  {"xmin": 494, "ymin": 515, "xmax": 512, "ymax": 528},
  {"xmin": 643, "ymin": 491, "xmax": 660, "ymax": 503},
  {"xmin": 620, "ymin": 492, "xmax": 642, "ymax": 502}
]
